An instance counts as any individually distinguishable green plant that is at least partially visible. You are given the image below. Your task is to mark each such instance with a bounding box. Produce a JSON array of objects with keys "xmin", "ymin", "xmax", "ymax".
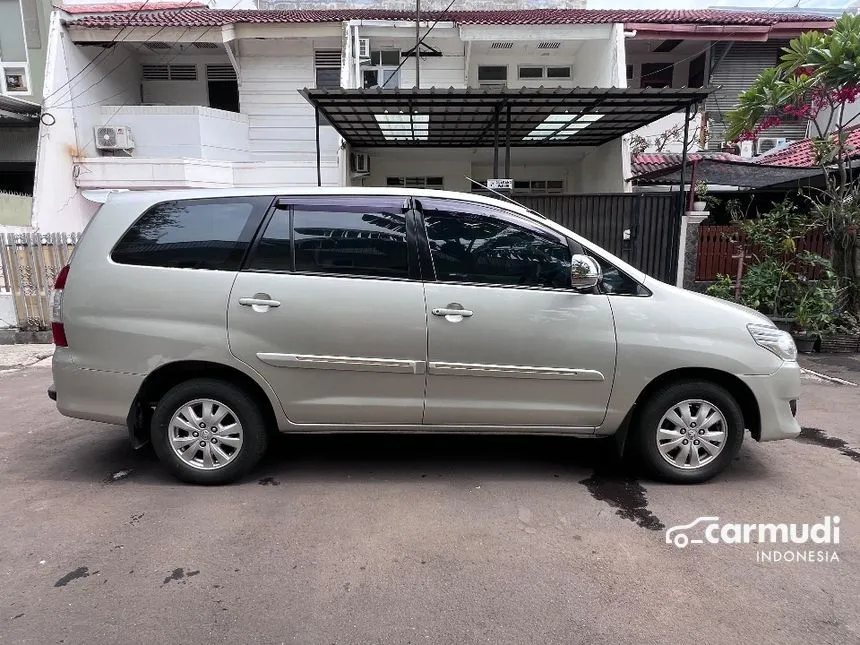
[
  {"xmin": 725, "ymin": 13, "xmax": 860, "ymax": 315},
  {"xmin": 706, "ymin": 274, "xmax": 734, "ymax": 300},
  {"xmin": 694, "ymin": 180, "xmax": 709, "ymax": 200}
]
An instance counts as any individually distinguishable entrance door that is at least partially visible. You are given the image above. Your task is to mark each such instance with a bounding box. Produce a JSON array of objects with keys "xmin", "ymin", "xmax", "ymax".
[
  {"xmin": 416, "ymin": 197, "xmax": 617, "ymax": 428},
  {"xmin": 228, "ymin": 195, "xmax": 427, "ymax": 426}
]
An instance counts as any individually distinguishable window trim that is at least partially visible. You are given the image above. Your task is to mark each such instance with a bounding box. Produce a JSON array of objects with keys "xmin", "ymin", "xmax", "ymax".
[
  {"xmin": 361, "ymin": 49, "xmax": 402, "ymax": 89},
  {"xmin": 241, "ymin": 195, "xmax": 419, "ymax": 282},
  {"xmin": 415, "ymin": 198, "xmax": 578, "ymax": 292},
  {"xmin": 517, "ymin": 65, "xmax": 572, "ymax": 81}
]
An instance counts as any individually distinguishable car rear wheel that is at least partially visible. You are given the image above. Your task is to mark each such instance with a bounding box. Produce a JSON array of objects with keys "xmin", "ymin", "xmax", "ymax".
[
  {"xmin": 151, "ymin": 379, "xmax": 268, "ymax": 485},
  {"xmin": 631, "ymin": 381, "xmax": 744, "ymax": 484}
]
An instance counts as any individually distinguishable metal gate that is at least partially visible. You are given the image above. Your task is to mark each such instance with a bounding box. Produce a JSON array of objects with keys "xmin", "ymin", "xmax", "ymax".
[{"xmin": 516, "ymin": 193, "xmax": 681, "ymax": 284}]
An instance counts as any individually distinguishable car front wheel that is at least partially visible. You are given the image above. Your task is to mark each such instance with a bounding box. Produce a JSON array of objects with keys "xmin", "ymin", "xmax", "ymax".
[
  {"xmin": 632, "ymin": 381, "xmax": 745, "ymax": 484},
  {"xmin": 151, "ymin": 379, "xmax": 269, "ymax": 485}
]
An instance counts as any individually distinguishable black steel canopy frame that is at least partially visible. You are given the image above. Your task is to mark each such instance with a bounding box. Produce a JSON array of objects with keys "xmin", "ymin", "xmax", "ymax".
[{"xmin": 300, "ymin": 86, "xmax": 713, "ymax": 152}]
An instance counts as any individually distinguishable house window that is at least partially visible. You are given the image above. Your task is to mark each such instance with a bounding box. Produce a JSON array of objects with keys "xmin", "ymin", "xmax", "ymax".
[
  {"xmin": 2, "ymin": 65, "xmax": 29, "ymax": 93},
  {"xmin": 206, "ymin": 64, "xmax": 239, "ymax": 113},
  {"xmin": 477, "ymin": 66, "xmax": 507, "ymax": 86},
  {"xmin": 315, "ymin": 49, "xmax": 341, "ymax": 125},
  {"xmin": 517, "ymin": 66, "xmax": 572, "ymax": 80},
  {"xmin": 640, "ymin": 63, "xmax": 674, "ymax": 89},
  {"xmin": 473, "ymin": 179, "xmax": 563, "ymax": 195},
  {"xmin": 362, "ymin": 50, "xmax": 400, "ymax": 89},
  {"xmin": 688, "ymin": 53, "xmax": 706, "ymax": 88},
  {"xmin": 386, "ymin": 177, "xmax": 444, "ymax": 189}
]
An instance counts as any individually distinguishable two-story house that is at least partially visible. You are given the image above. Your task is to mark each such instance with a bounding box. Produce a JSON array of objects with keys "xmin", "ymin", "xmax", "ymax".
[
  {"xmin": 0, "ymin": 0, "xmax": 51, "ymax": 228},
  {"xmin": 31, "ymin": 6, "xmax": 832, "ymax": 232}
]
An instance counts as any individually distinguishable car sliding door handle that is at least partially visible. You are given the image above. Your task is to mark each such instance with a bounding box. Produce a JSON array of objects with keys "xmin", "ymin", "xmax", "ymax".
[
  {"xmin": 432, "ymin": 307, "xmax": 473, "ymax": 317},
  {"xmin": 239, "ymin": 296, "xmax": 281, "ymax": 311}
]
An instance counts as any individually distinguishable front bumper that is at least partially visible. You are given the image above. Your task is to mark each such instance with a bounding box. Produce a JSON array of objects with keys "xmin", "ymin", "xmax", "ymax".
[{"xmin": 738, "ymin": 361, "xmax": 802, "ymax": 442}]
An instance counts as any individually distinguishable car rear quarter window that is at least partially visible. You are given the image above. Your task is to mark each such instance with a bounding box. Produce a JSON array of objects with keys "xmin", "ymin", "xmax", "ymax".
[{"xmin": 111, "ymin": 197, "xmax": 271, "ymax": 270}]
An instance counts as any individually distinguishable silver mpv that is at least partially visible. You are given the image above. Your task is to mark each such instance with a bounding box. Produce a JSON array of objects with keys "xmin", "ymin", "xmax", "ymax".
[{"xmin": 48, "ymin": 188, "xmax": 801, "ymax": 484}]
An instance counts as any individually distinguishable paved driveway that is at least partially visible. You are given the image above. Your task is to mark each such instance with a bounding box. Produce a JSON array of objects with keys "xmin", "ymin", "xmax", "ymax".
[{"xmin": 1, "ymin": 360, "xmax": 858, "ymax": 645}]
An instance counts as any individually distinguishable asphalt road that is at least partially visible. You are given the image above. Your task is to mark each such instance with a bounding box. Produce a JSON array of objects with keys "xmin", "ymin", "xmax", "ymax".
[{"xmin": 1, "ymin": 360, "xmax": 859, "ymax": 645}]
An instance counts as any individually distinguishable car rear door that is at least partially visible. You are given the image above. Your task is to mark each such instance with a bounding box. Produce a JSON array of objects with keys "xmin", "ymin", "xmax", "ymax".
[
  {"xmin": 227, "ymin": 195, "xmax": 427, "ymax": 426},
  {"xmin": 416, "ymin": 197, "xmax": 617, "ymax": 428}
]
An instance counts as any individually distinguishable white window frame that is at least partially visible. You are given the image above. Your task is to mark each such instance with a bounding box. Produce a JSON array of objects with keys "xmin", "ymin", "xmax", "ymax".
[
  {"xmin": 477, "ymin": 65, "xmax": 508, "ymax": 87},
  {"xmin": 386, "ymin": 176, "xmax": 444, "ymax": 189},
  {"xmin": 1, "ymin": 63, "xmax": 31, "ymax": 94},
  {"xmin": 517, "ymin": 65, "xmax": 572, "ymax": 81},
  {"xmin": 361, "ymin": 50, "xmax": 401, "ymax": 89}
]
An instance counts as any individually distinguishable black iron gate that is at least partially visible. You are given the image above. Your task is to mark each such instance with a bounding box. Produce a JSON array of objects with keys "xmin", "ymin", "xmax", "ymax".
[{"xmin": 516, "ymin": 193, "xmax": 681, "ymax": 284}]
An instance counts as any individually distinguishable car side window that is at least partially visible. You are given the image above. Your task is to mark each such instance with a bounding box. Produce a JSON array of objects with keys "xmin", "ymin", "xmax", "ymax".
[
  {"xmin": 246, "ymin": 197, "xmax": 409, "ymax": 279},
  {"xmin": 111, "ymin": 197, "xmax": 270, "ymax": 270},
  {"xmin": 589, "ymin": 254, "xmax": 645, "ymax": 296},
  {"xmin": 420, "ymin": 200, "xmax": 571, "ymax": 289}
]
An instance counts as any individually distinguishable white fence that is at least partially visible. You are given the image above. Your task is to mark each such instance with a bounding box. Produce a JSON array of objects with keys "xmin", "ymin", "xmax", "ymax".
[{"xmin": 0, "ymin": 233, "xmax": 79, "ymax": 330}]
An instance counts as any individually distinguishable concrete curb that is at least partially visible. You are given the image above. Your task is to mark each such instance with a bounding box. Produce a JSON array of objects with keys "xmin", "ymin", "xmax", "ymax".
[{"xmin": 800, "ymin": 367, "xmax": 858, "ymax": 387}]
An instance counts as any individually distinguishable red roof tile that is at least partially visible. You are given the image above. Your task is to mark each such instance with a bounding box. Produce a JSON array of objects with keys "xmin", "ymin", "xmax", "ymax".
[
  {"xmin": 65, "ymin": 8, "xmax": 835, "ymax": 29},
  {"xmin": 631, "ymin": 152, "xmax": 743, "ymax": 177},
  {"xmin": 61, "ymin": 2, "xmax": 207, "ymax": 14},
  {"xmin": 753, "ymin": 126, "xmax": 860, "ymax": 167}
]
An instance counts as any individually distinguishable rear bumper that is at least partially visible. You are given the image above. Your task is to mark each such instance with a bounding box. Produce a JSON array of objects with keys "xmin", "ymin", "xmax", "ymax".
[
  {"xmin": 739, "ymin": 361, "xmax": 802, "ymax": 442},
  {"xmin": 52, "ymin": 351, "xmax": 144, "ymax": 426}
]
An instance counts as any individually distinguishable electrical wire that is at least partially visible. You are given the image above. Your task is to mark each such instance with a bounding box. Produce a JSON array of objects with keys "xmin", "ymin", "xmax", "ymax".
[
  {"xmin": 43, "ymin": 0, "xmax": 157, "ymax": 105},
  {"xmin": 379, "ymin": 0, "xmax": 458, "ymax": 89}
]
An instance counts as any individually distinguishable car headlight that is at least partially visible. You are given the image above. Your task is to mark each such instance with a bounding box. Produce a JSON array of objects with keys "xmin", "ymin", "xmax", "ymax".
[{"xmin": 747, "ymin": 323, "xmax": 797, "ymax": 361}]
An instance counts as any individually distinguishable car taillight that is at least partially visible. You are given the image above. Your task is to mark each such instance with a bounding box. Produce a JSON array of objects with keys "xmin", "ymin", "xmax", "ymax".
[{"xmin": 51, "ymin": 264, "xmax": 70, "ymax": 347}]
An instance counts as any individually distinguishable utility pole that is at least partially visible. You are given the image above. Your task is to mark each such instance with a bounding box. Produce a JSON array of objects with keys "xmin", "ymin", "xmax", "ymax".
[{"xmin": 415, "ymin": 0, "xmax": 421, "ymax": 88}]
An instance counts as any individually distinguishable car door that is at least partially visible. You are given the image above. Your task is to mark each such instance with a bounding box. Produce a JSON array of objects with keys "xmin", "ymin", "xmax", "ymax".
[
  {"xmin": 227, "ymin": 195, "xmax": 427, "ymax": 426},
  {"xmin": 417, "ymin": 197, "xmax": 617, "ymax": 428}
]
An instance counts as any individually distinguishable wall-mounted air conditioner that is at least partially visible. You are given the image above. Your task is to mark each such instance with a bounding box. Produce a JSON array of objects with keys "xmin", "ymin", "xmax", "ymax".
[
  {"xmin": 94, "ymin": 126, "xmax": 135, "ymax": 151},
  {"xmin": 358, "ymin": 38, "xmax": 371, "ymax": 60},
  {"xmin": 756, "ymin": 137, "xmax": 789, "ymax": 155},
  {"xmin": 351, "ymin": 152, "xmax": 370, "ymax": 175}
]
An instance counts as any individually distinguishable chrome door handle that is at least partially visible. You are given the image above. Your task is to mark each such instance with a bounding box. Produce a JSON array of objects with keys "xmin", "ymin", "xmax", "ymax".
[
  {"xmin": 432, "ymin": 307, "xmax": 473, "ymax": 317},
  {"xmin": 239, "ymin": 298, "xmax": 281, "ymax": 307},
  {"xmin": 239, "ymin": 295, "xmax": 281, "ymax": 312}
]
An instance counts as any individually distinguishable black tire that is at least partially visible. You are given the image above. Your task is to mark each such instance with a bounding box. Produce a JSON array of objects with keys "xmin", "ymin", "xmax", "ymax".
[
  {"xmin": 151, "ymin": 378, "xmax": 269, "ymax": 485},
  {"xmin": 630, "ymin": 381, "xmax": 744, "ymax": 484}
]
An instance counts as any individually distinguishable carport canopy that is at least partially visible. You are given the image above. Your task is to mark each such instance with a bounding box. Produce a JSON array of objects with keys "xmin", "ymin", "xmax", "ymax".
[
  {"xmin": 0, "ymin": 94, "xmax": 40, "ymax": 125},
  {"xmin": 299, "ymin": 86, "xmax": 713, "ymax": 148}
]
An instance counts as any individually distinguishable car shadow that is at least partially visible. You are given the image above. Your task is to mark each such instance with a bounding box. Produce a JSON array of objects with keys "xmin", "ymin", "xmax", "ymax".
[{"xmin": 48, "ymin": 425, "xmax": 770, "ymax": 487}]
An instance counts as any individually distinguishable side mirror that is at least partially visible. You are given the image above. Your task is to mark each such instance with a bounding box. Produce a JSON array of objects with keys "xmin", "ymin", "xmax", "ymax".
[{"xmin": 570, "ymin": 254, "xmax": 602, "ymax": 291}]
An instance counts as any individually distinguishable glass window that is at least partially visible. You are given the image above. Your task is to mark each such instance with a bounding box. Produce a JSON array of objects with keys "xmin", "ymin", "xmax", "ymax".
[
  {"xmin": 477, "ymin": 66, "xmax": 507, "ymax": 82},
  {"xmin": 422, "ymin": 201, "xmax": 571, "ymax": 289},
  {"xmin": 590, "ymin": 254, "xmax": 643, "ymax": 296},
  {"xmin": 246, "ymin": 208, "xmax": 291, "ymax": 272},
  {"xmin": 518, "ymin": 66, "xmax": 544, "ymax": 79},
  {"xmin": 547, "ymin": 66, "xmax": 571, "ymax": 79},
  {"xmin": 363, "ymin": 50, "xmax": 400, "ymax": 89},
  {"xmin": 292, "ymin": 199, "xmax": 409, "ymax": 279},
  {"xmin": 112, "ymin": 197, "xmax": 269, "ymax": 270}
]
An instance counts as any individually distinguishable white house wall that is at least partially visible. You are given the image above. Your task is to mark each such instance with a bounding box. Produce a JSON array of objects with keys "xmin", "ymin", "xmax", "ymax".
[
  {"xmin": 572, "ymin": 139, "xmax": 628, "ymax": 193},
  {"xmin": 238, "ymin": 38, "xmax": 341, "ymax": 163},
  {"xmin": 33, "ymin": 19, "xmax": 141, "ymax": 232},
  {"xmin": 362, "ymin": 34, "xmax": 466, "ymax": 89}
]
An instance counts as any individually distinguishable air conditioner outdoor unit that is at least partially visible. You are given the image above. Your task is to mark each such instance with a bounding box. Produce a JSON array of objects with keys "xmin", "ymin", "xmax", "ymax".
[
  {"xmin": 756, "ymin": 137, "xmax": 788, "ymax": 155},
  {"xmin": 351, "ymin": 152, "xmax": 370, "ymax": 174},
  {"xmin": 358, "ymin": 38, "xmax": 371, "ymax": 60},
  {"xmin": 94, "ymin": 126, "xmax": 135, "ymax": 151}
]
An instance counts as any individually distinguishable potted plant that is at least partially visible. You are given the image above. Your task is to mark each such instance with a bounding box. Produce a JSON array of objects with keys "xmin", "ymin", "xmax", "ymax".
[
  {"xmin": 692, "ymin": 180, "xmax": 709, "ymax": 211},
  {"xmin": 791, "ymin": 276, "xmax": 838, "ymax": 353},
  {"xmin": 819, "ymin": 309, "xmax": 860, "ymax": 353}
]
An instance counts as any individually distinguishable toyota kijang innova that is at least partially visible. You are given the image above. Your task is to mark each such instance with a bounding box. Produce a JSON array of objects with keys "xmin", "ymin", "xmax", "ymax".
[{"xmin": 48, "ymin": 188, "xmax": 801, "ymax": 484}]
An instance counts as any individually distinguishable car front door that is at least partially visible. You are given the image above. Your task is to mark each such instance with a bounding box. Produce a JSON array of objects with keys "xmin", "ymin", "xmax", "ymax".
[
  {"xmin": 417, "ymin": 197, "xmax": 617, "ymax": 428},
  {"xmin": 227, "ymin": 195, "xmax": 427, "ymax": 426}
]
